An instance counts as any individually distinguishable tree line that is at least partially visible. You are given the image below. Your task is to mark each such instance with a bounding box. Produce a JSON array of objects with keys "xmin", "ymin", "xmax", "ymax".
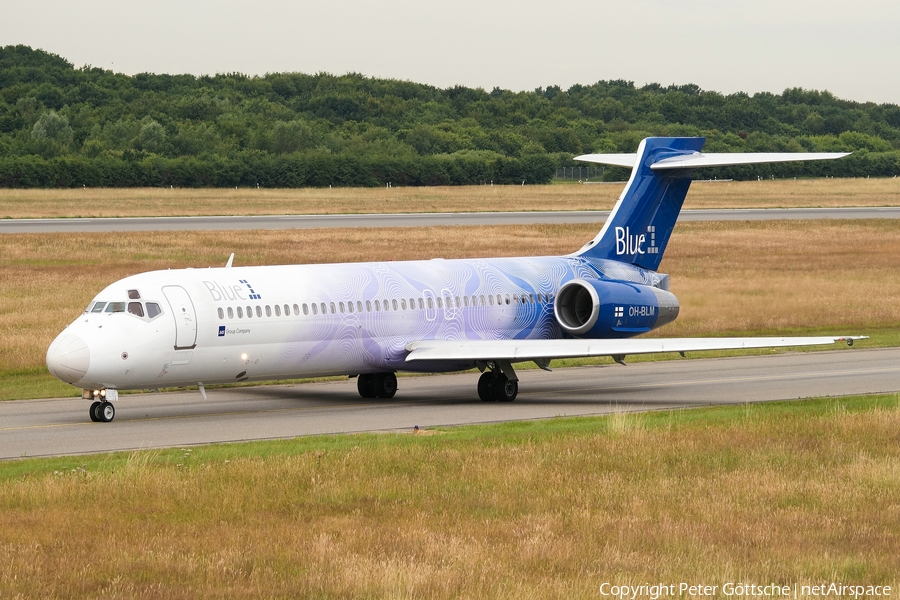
[{"xmin": 1, "ymin": 45, "xmax": 899, "ymax": 187}]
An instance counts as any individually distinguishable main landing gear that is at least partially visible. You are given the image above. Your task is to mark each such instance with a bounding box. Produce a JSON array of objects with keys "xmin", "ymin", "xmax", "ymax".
[
  {"xmin": 357, "ymin": 372, "xmax": 398, "ymax": 399},
  {"xmin": 477, "ymin": 361, "xmax": 519, "ymax": 402},
  {"xmin": 84, "ymin": 389, "xmax": 117, "ymax": 422}
]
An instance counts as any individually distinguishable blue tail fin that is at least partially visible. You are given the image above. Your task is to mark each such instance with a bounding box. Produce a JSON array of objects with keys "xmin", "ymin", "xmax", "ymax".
[{"xmin": 575, "ymin": 137, "xmax": 706, "ymax": 271}]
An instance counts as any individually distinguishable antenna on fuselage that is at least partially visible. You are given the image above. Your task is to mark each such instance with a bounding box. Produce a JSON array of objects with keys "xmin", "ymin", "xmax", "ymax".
[{"xmin": 225, "ymin": 253, "xmax": 234, "ymax": 268}]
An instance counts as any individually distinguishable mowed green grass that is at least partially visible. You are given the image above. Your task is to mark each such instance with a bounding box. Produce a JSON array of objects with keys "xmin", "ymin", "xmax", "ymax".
[{"xmin": 1, "ymin": 393, "xmax": 898, "ymax": 598}]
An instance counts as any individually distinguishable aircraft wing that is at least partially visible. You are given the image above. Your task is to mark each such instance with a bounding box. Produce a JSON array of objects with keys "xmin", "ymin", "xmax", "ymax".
[{"xmin": 405, "ymin": 336, "xmax": 865, "ymax": 363}]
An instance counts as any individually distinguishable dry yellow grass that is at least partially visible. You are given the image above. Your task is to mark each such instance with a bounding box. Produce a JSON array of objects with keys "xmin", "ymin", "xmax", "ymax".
[
  {"xmin": 2, "ymin": 220, "xmax": 899, "ymax": 375},
  {"xmin": 1, "ymin": 177, "xmax": 899, "ymax": 218},
  {"xmin": 0, "ymin": 395, "xmax": 898, "ymax": 597}
]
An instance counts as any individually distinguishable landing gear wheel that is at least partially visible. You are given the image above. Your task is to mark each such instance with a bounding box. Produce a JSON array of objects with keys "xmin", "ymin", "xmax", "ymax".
[
  {"xmin": 478, "ymin": 371, "xmax": 495, "ymax": 401},
  {"xmin": 89, "ymin": 401, "xmax": 102, "ymax": 422},
  {"xmin": 375, "ymin": 372, "xmax": 397, "ymax": 399},
  {"xmin": 98, "ymin": 401, "xmax": 115, "ymax": 423},
  {"xmin": 494, "ymin": 376, "xmax": 518, "ymax": 402},
  {"xmin": 487, "ymin": 373, "xmax": 518, "ymax": 402},
  {"xmin": 357, "ymin": 374, "xmax": 377, "ymax": 398}
]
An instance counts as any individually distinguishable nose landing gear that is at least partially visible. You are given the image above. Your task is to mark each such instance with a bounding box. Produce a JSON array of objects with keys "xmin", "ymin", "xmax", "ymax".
[
  {"xmin": 89, "ymin": 401, "xmax": 116, "ymax": 422},
  {"xmin": 84, "ymin": 389, "xmax": 118, "ymax": 422}
]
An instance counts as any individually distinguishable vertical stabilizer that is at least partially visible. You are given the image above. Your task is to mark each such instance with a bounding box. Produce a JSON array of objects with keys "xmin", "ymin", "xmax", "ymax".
[{"xmin": 574, "ymin": 137, "xmax": 705, "ymax": 271}]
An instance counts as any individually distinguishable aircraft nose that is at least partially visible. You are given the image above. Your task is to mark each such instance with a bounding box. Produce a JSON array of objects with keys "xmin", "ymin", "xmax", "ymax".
[{"xmin": 46, "ymin": 333, "xmax": 90, "ymax": 385}]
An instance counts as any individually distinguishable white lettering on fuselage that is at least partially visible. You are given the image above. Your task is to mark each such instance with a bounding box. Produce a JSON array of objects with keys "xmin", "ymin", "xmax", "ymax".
[
  {"xmin": 629, "ymin": 305, "xmax": 655, "ymax": 317},
  {"xmin": 615, "ymin": 227, "xmax": 646, "ymax": 255},
  {"xmin": 204, "ymin": 280, "xmax": 247, "ymax": 302}
]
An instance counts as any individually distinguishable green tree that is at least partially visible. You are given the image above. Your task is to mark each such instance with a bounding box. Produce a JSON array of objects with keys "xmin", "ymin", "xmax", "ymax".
[{"xmin": 30, "ymin": 110, "xmax": 73, "ymax": 157}]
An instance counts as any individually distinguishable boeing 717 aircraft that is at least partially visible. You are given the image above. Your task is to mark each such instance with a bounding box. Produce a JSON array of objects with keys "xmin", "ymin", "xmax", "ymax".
[{"xmin": 47, "ymin": 137, "xmax": 859, "ymax": 422}]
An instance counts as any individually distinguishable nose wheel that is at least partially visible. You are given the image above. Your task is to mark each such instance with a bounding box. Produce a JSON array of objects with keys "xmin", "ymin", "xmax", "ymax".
[{"xmin": 89, "ymin": 400, "xmax": 116, "ymax": 422}]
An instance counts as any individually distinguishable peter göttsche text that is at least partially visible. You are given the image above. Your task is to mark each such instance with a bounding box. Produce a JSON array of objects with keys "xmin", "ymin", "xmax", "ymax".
[{"xmin": 599, "ymin": 583, "xmax": 893, "ymax": 599}]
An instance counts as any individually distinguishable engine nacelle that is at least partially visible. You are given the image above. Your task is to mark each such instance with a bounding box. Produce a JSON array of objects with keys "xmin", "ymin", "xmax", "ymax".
[{"xmin": 554, "ymin": 278, "xmax": 679, "ymax": 338}]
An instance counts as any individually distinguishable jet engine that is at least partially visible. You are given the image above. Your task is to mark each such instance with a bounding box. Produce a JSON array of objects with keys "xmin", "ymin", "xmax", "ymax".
[{"xmin": 553, "ymin": 278, "xmax": 679, "ymax": 338}]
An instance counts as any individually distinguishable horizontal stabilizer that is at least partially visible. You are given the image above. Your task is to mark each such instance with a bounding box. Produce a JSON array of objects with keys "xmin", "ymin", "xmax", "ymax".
[
  {"xmin": 573, "ymin": 153, "xmax": 637, "ymax": 168},
  {"xmin": 574, "ymin": 151, "xmax": 849, "ymax": 170},
  {"xmin": 649, "ymin": 152, "xmax": 850, "ymax": 170},
  {"xmin": 406, "ymin": 336, "xmax": 866, "ymax": 363}
]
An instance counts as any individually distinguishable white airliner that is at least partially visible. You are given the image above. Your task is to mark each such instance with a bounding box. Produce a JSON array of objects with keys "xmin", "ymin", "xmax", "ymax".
[{"xmin": 47, "ymin": 137, "xmax": 860, "ymax": 422}]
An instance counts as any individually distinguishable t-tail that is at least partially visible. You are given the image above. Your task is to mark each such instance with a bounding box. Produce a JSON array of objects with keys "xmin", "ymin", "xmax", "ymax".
[{"xmin": 573, "ymin": 137, "xmax": 849, "ymax": 271}]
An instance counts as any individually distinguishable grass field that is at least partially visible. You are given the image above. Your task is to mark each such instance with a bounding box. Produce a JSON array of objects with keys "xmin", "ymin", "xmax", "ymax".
[
  {"xmin": 1, "ymin": 393, "xmax": 898, "ymax": 598},
  {"xmin": 1, "ymin": 177, "xmax": 899, "ymax": 218},
  {"xmin": 2, "ymin": 219, "xmax": 899, "ymax": 400}
]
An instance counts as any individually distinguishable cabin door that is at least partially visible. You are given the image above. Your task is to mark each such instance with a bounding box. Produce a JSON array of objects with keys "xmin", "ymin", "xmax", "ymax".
[{"xmin": 163, "ymin": 285, "xmax": 198, "ymax": 349}]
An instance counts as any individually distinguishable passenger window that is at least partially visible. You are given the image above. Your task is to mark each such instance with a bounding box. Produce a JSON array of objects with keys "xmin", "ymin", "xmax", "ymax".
[
  {"xmin": 490, "ymin": 295, "xmax": 495, "ymax": 306},
  {"xmin": 400, "ymin": 299, "xmax": 407, "ymax": 310},
  {"xmin": 437, "ymin": 298, "xmax": 442, "ymax": 309},
  {"xmin": 256, "ymin": 306, "xmax": 262, "ymax": 318},
  {"xmin": 246, "ymin": 306, "xmax": 253, "ymax": 318},
  {"xmin": 330, "ymin": 302, "xmax": 336, "ymax": 314},
  {"xmin": 320, "ymin": 303, "xmax": 326, "ymax": 315},
  {"xmin": 348, "ymin": 301, "xmax": 353, "ymax": 313},
  {"xmin": 128, "ymin": 302, "xmax": 144, "ymax": 317},
  {"xmin": 480, "ymin": 295, "xmax": 486, "ymax": 306},
  {"xmin": 418, "ymin": 298, "xmax": 424, "ymax": 309},
  {"xmin": 530, "ymin": 294, "xmax": 535, "ymax": 304},
  {"xmin": 106, "ymin": 302, "xmax": 126, "ymax": 313},
  {"xmin": 237, "ymin": 306, "xmax": 243, "ymax": 318},
  {"xmin": 357, "ymin": 301, "xmax": 363, "ymax": 313},
  {"xmin": 427, "ymin": 298, "xmax": 433, "ymax": 309},
  {"xmin": 127, "ymin": 289, "xmax": 141, "ymax": 300},
  {"xmin": 366, "ymin": 300, "xmax": 372, "ymax": 312},
  {"xmin": 455, "ymin": 296, "xmax": 460, "ymax": 307},
  {"xmin": 293, "ymin": 304, "xmax": 299, "ymax": 316},
  {"xmin": 311, "ymin": 303, "xmax": 317, "ymax": 315},
  {"xmin": 265, "ymin": 305, "xmax": 272, "ymax": 317},
  {"xmin": 275, "ymin": 305, "xmax": 281, "ymax": 317},
  {"xmin": 147, "ymin": 303, "xmax": 161, "ymax": 319},
  {"xmin": 303, "ymin": 304, "xmax": 309, "ymax": 316},
  {"xmin": 464, "ymin": 296, "xmax": 469, "ymax": 307},
  {"xmin": 227, "ymin": 307, "xmax": 234, "ymax": 319},
  {"xmin": 91, "ymin": 302, "xmax": 107, "ymax": 313},
  {"xmin": 218, "ymin": 307, "xmax": 224, "ymax": 319}
]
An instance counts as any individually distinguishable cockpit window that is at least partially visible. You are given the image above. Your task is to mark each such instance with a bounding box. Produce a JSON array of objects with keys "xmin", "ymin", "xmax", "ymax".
[
  {"xmin": 128, "ymin": 289, "xmax": 141, "ymax": 300},
  {"xmin": 105, "ymin": 302, "xmax": 126, "ymax": 313},
  {"xmin": 91, "ymin": 302, "xmax": 107, "ymax": 313},
  {"xmin": 146, "ymin": 302, "xmax": 161, "ymax": 319},
  {"xmin": 127, "ymin": 302, "xmax": 144, "ymax": 317}
]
